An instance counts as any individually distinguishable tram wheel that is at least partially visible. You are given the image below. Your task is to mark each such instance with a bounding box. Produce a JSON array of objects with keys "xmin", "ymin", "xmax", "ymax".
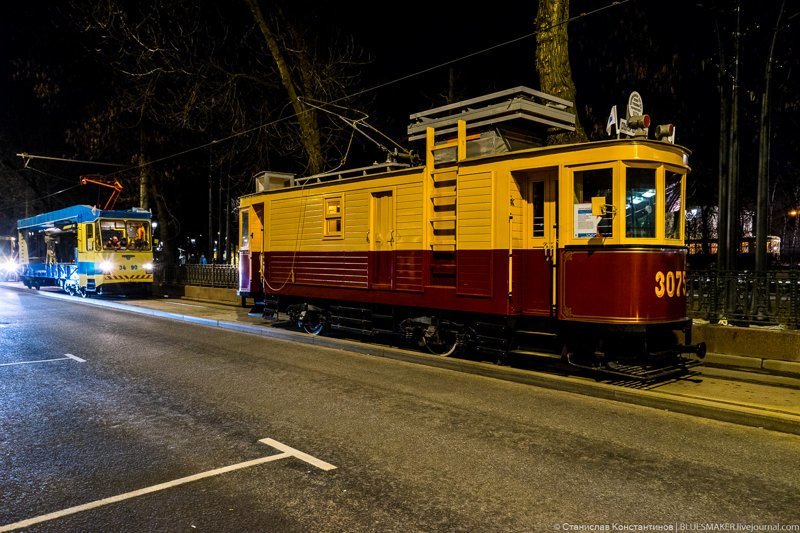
[
  {"xmin": 422, "ymin": 325, "xmax": 459, "ymax": 357},
  {"xmin": 303, "ymin": 322, "xmax": 325, "ymax": 335},
  {"xmin": 301, "ymin": 311, "xmax": 326, "ymax": 335}
]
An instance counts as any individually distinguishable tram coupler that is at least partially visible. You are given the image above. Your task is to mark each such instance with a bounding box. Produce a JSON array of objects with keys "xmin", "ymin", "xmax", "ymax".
[{"xmin": 679, "ymin": 342, "xmax": 706, "ymax": 359}]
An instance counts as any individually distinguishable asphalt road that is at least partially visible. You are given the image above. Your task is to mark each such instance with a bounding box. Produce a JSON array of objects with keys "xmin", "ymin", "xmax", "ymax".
[{"xmin": 1, "ymin": 288, "xmax": 800, "ymax": 532}]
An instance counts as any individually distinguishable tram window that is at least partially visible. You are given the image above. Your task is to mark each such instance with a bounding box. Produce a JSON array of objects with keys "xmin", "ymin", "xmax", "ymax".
[
  {"xmin": 574, "ymin": 168, "xmax": 613, "ymax": 238},
  {"xmin": 531, "ymin": 181, "xmax": 545, "ymax": 238},
  {"xmin": 324, "ymin": 196, "xmax": 343, "ymax": 237},
  {"xmin": 241, "ymin": 209, "xmax": 250, "ymax": 249},
  {"xmin": 126, "ymin": 221, "xmax": 150, "ymax": 250},
  {"xmin": 99, "ymin": 220, "xmax": 150, "ymax": 250},
  {"xmin": 665, "ymin": 171, "xmax": 683, "ymax": 240},
  {"xmin": 86, "ymin": 223, "xmax": 94, "ymax": 251},
  {"xmin": 625, "ymin": 168, "xmax": 656, "ymax": 238}
]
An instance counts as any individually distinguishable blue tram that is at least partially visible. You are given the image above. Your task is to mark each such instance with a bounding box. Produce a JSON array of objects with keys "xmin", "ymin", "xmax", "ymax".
[{"xmin": 17, "ymin": 205, "xmax": 154, "ymax": 296}]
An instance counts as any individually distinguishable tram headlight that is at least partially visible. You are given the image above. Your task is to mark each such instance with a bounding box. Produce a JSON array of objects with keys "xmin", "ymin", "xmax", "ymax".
[
  {"xmin": 99, "ymin": 261, "xmax": 114, "ymax": 273},
  {"xmin": 655, "ymin": 124, "xmax": 674, "ymax": 142},
  {"xmin": 1, "ymin": 259, "xmax": 18, "ymax": 273},
  {"xmin": 143, "ymin": 262, "xmax": 154, "ymax": 272},
  {"xmin": 628, "ymin": 114, "xmax": 651, "ymax": 129}
]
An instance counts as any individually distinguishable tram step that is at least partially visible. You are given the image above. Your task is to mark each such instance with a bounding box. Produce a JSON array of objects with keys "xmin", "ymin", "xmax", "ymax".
[
  {"xmin": 472, "ymin": 321, "xmax": 509, "ymax": 334},
  {"xmin": 509, "ymin": 349, "xmax": 562, "ymax": 360}
]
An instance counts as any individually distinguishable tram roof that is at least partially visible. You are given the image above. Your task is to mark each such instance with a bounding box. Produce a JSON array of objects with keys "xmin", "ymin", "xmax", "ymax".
[{"xmin": 17, "ymin": 205, "xmax": 151, "ymax": 231}]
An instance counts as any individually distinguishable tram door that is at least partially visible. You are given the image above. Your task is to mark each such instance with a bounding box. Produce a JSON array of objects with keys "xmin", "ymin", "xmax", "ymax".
[
  {"xmin": 370, "ymin": 190, "xmax": 394, "ymax": 288},
  {"xmin": 513, "ymin": 170, "xmax": 557, "ymax": 315}
]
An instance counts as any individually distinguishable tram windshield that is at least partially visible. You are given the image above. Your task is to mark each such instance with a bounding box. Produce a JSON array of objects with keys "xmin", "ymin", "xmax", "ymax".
[
  {"xmin": 574, "ymin": 168, "xmax": 614, "ymax": 238},
  {"xmin": 99, "ymin": 219, "xmax": 151, "ymax": 250},
  {"xmin": 625, "ymin": 168, "xmax": 656, "ymax": 238},
  {"xmin": 664, "ymin": 170, "xmax": 683, "ymax": 240}
]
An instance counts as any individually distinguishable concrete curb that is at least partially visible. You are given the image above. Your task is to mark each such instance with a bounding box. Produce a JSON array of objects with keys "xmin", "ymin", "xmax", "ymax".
[
  {"xmin": 5, "ymin": 283, "xmax": 800, "ymax": 436},
  {"xmin": 702, "ymin": 352, "xmax": 800, "ymax": 376}
]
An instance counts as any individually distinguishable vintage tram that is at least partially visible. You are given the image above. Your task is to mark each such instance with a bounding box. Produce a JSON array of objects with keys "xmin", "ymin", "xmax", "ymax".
[
  {"xmin": 237, "ymin": 88, "xmax": 705, "ymax": 379},
  {"xmin": 17, "ymin": 205, "xmax": 155, "ymax": 296}
]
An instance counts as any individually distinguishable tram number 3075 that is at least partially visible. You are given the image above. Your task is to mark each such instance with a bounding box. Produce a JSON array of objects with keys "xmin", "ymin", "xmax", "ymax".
[{"xmin": 654, "ymin": 270, "xmax": 686, "ymax": 299}]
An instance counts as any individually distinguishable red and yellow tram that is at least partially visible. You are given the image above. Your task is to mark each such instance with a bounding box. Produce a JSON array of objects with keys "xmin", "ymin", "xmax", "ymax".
[{"xmin": 237, "ymin": 88, "xmax": 704, "ymax": 379}]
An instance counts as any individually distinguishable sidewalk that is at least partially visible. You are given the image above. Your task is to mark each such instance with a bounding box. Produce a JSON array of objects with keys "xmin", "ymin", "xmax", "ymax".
[{"xmin": 3, "ymin": 281, "xmax": 800, "ymax": 436}]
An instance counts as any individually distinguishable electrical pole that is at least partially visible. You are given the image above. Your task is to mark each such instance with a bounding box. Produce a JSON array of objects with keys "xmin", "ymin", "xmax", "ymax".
[
  {"xmin": 723, "ymin": 1, "xmax": 741, "ymax": 272},
  {"xmin": 715, "ymin": 16, "xmax": 729, "ymax": 272},
  {"xmin": 208, "ymin": 147, "xmax": 214, "ymax": 264},
  {"xmin": 225, "ymin": 173, "xmax": 231, "ymax": 263},
  {"xmin": 755, "ymin": 1, "xmax": 785, "ymax": 272},
  {"xmin": 217, "ymin": 163, "xmax": 223, "ymax": 263}
]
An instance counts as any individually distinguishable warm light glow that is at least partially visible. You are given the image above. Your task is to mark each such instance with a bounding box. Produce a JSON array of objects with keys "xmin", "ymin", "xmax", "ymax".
[
  {"xmin": 99, "ymin": 261, "xmax": 114, "ymax": 273},
  {"xmin": 1, "ymin": 259, "xmax": 18, "ymax": 273},
  {"xmin": 790, "ymin": 209, "xmax": 799, "ymax": 217}
]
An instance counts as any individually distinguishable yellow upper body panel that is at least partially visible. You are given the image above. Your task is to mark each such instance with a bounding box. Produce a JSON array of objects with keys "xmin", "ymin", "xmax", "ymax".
[{"xmin": 239, "ymin": 139, "xmax": 690, "ymax": 253}]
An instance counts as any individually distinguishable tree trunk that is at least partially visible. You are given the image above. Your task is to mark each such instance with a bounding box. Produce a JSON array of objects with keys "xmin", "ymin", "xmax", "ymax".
[
  {"xmin": 244, "ymin": 0, "xmax": 325, "ymax": 174},
  {"xmin": 535, "ymin": 0, "xmax": 587, "ymax": 144},
  {"xmin": 149, "ymin": 171, "xmax": 175, "ymax": 265},
  {"xmin": 138, "ymin": 128, "xmax": 150, "ymax": 210}
]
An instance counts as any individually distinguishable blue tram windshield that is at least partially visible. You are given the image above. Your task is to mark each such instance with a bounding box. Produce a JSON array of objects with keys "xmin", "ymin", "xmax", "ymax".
[{"xmin": 99, "ymin": 220, "xmax": 151, "ymax": 251}]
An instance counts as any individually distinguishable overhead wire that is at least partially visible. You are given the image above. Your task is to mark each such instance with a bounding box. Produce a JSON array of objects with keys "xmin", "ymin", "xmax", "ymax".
[
  {"xmin": 100, "ymin": 0, "xmax": 634, "ymax": 179},
  {"xmin": 0, "ymin": 184, "xmax": 82, "ymax": 214}
]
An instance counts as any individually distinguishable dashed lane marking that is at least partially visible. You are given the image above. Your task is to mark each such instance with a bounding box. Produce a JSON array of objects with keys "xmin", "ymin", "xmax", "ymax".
[
  {"xmin": 0, "ymin": 354, "xmax": 86, "ymax": 367},
  {"xmin": 0, "ymin": 438, "xmax": 336, "ymax": 531}
]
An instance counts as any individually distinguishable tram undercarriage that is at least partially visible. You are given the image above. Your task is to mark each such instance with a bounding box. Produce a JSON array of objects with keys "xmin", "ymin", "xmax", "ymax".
[{"xmin": 257, "ymin": 295, "xmax": 705, "ymax": 382}]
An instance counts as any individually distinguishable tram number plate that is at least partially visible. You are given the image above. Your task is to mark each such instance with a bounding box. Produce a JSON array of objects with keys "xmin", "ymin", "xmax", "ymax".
[{"xmin": 654, "ymin": 270, "xmax": 685, "ymax": 298}]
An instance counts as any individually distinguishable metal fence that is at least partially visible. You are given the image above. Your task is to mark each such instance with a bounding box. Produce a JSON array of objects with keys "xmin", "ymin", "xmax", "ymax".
[
  {"xmin": 686, "ymin": 270, "xmax": 800, "ymax": 328},
  {"xmin": 155, "ymin": 264, "xmax": 800, "ymax": 329},
  {"xmin": 155, "ymin": 264, "xmax": 238, "ymax": 289}
]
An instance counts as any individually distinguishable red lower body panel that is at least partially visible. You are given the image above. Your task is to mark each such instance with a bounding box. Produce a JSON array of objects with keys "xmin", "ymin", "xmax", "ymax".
[
  {"xmin": 260, "ymin": 249, "xmax": 511, "ymax": 315},
  {"xmin": 243, "ymin": 248, "xmax": 688, "ymax": 323},
  {"xmin": 558, "ymin": 248, "xmax": 687, "ymax": 323}
]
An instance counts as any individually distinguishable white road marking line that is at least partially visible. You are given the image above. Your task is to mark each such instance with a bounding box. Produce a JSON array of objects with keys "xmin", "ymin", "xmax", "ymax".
[
  {"xmin": 0, "ymin": 357, "xmax": 68, "ymax": 367},
  {"xmin": 0, "ymin": 355, "xmax": 83, "ymax": 367},
  {"xmin": 0, "ymin": 438, "xmax": 336, "ymax": 532},
  {"xmin": 260, "ymin": 438, "xmax": 338, "ymax": 471}
]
